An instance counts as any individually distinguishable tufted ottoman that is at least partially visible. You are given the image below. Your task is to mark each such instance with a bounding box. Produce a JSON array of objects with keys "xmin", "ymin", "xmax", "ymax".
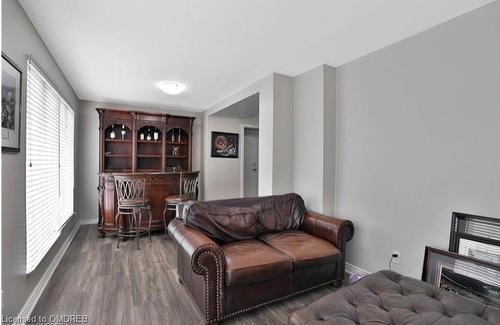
[{"xmin": 288, "ymin": 270, "xmax": 500, "ymax": 325}]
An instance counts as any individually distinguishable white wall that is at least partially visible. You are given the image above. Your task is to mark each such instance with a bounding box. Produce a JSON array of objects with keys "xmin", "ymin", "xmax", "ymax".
[
  {"xmin": 2, "ymin": 0, "xmax": 80, "ymax": 317},
  {"xmin": 323, "ymin": 65, "xmax": 336, "ymax": 216},
  {"xmin": 293, "ymin": 65, "xmax": 336, "ymax": 214},
  {"xmin": 203, "ymin": 75, "xmax": 271, "ymax": 199},
  {"xmin": 272, "ymin": 74, "xmax": 294, "ymax": 195},
  {"xmin": 76, "ymin": 100, "xmax": 202, "ymax": 222},
  {"xmin": 335, "ymin": 1, "xmax": 500, "ymax": 277},
  {"xmin": 293, "ymin": 66, "xmax": 324, "ymax": 211},
  {"xmin": 202, "ymin": 116, "xmax": 257, "ymax": 200},
  {"xmin": 203, "ymin": 73, "xmax": 294, "ymax": 200}
]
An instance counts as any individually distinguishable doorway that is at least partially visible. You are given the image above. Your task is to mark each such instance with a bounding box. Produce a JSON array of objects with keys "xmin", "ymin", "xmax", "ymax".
[{"xmin": 242, "ymin": 126, "xmax": 259, "ymax": 197}]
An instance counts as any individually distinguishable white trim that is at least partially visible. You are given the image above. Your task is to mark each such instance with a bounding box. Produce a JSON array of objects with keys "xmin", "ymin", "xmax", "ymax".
[
  {"xmin": 345, "ymin": 262, "xmax": 371, "ymax": 276},
  {"xmin": 79, "ymin": 218, "xmax": 98, "ymax": 225},
  {"xmin": 16, "ymin": 220, "xmax": 82, "ymax": 324},
  {"xmin": 239, "ymin": 124, "xmax": 259, "ymax": 197}
]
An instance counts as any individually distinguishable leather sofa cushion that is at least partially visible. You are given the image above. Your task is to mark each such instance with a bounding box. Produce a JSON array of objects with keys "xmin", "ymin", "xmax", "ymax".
[
  {"xmin": 222, "ymin": 239, "xmax": 292, "ymax": 286},
  {"xmin": 259, "ymin": 231, "xmax": 340, "ymax": 271},
  {"xmin": 288, "ymin": 270, "xmax": 500, "ymax": 325}
]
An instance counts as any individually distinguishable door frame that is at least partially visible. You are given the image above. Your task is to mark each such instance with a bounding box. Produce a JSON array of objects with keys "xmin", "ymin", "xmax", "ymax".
[{"xmin": 240, "ymin": 123, "xmax": 259, "ymax": 197}]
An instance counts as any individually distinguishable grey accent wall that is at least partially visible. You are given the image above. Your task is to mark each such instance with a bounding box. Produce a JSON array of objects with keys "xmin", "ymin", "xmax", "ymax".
[
  {"xmin": 335, "ymin": 1, "xmax": 500, "ymax": 276},
  {"xmin": 76, "ymin": 100, "xmax": 202, "ymax": 222},
  {"xmin": 2, "ymin": 0, "xmax": 80, "ymax": 317}
]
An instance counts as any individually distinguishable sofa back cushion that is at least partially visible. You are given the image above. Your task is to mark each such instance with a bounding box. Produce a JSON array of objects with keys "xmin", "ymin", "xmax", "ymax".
[
  {"xmin": 253, "ymin": 193, "xmax": 305, "ymax": 233},
  {"xmin": 182, "ymin": 193, "xmax": 306, "ymax": 243},
  {"xmin": 182, "ymin": 202, "xmax": 258, "ymax": 243}
]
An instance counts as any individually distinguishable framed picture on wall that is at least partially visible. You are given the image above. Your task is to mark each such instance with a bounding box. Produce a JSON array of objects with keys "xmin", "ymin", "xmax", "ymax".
[
  {"xmin": 211, "ymin": 131, "xmax": 239, "ymax": 158},
  {"xmin": 422, "ymin": 246, "xmax": 500, "ymax": 307},
  {"xmin": 2, "ymin": 53, "xmax": 22, "ymax": 152}
]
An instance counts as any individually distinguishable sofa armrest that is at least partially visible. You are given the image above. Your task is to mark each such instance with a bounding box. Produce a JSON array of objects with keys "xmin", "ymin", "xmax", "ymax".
[
  {"xmin": 300, "ymin": 211, "xmax": 354, "ymax": 253},
  {"xmin": 168, "ymin": 219, "xmax": 225, "ymax": 322}
]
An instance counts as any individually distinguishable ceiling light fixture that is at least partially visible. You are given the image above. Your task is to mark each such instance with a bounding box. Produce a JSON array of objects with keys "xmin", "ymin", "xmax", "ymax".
[{"xmin": 157, "ymin": 81, "xmax": 186, "ymax": 95}]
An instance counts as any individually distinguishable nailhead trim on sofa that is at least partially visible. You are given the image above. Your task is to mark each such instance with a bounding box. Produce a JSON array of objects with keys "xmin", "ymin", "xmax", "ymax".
[
  {"xmin": 206, "ymin": 277, "xmax": 342, "ymax": 324},
  {"xmin": 192, "ymin": 244, "xmax": 225, "ymax": 322}
]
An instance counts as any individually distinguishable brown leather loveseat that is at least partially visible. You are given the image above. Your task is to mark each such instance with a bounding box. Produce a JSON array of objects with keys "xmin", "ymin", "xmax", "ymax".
[{"xmin": 168, "ymin": 193, "xmax": 354, "ymax": 324}]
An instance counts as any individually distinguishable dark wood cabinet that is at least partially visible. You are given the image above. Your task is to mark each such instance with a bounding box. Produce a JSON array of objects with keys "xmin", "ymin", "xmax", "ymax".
[{"xmin": 96, "ymin": 108, "xmax": 195, "ymax": 235}]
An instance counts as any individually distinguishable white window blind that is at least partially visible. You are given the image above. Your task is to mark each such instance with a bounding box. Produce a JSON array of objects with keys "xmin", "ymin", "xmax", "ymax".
[{"xmin": 26, "ymin": 58, "xmax": 75, "ymax": 274}]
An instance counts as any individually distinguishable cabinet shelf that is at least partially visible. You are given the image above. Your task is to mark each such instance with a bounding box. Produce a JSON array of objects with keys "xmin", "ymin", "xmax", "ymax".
[
  {"xmin": 137, "ymin": 140, "xmax": 162, "ymax": 144},
  {"xmin": 137, "ymin": 154, "xmax": 162, "ymax": 158},
  {"xmin": 104, "ymin": 168, "xmax": 132, "ymax": 173},
  {"xmin": 105, "ymin": 139, "xmax": 132, "ymax": 143},
  {"xmin": 167, "ymin": 155, "xmax": 188, "ymax": 158},
  {"xmin": 166, "ymin": 141, "xmax": 188, "ymax": 145},
  {"xmin": 105, "ymin": 154, "xmax": 132, "ymax": 158}
]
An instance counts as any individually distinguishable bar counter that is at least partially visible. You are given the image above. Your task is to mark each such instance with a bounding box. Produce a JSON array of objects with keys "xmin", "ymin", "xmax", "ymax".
[{"xmin": 97, "ymin": 172, "xmax": 182, "ymax": 235}]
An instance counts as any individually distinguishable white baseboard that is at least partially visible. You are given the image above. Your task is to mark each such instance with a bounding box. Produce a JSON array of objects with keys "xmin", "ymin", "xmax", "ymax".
[
  {"xmin": 346, "ymin": 262, "xmax": 371, "ymax": 276},
  {"xmin": 15, "ymin": 220, "xmax": 82, "ymax": 324},
  {"xmin": 79, "ymin": 218, "xmax": 98, "ymax": 225}
]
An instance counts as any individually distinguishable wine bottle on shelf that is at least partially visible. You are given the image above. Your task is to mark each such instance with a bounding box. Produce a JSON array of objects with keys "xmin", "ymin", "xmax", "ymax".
[
  {"xmin": 178, "ymin": 128, "xmax": 181, "ymax": 142},
  {"xmin": 146, "ymin": 127, "xmax": 152, "ymax": 141},
  {"xmin": 120, "ymin": 125, "xmax": 126, "ymax": 140},
  {"xmin": 171, "ymin": 129, "xmax": 175, "ymax": 142},
  {"xmin": 110, "ymin": 124, "xmax": 116, "ymax": 139},
  {"xmin": 140, "ymin": 132, "xmax": 145, "ymax": 140},
  {"xmin": 153, "ymin": 130, "xmax": 159, "ymax": 141}
]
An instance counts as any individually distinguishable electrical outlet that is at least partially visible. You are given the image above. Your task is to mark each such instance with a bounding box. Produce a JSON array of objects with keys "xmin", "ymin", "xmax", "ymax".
[{"xmin": 392, "ymin": 250, "xmax": 401, "ymax": 264}]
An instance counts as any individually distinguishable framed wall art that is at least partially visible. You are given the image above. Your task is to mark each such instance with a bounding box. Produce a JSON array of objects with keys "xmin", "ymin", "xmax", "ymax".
[
  {"xmin": 211, "ymin": 131, "xmax": 239, "ymax": 158},
  {"xmin": 2, "ymin": 53, "xmax": 22, "ymax": 152},
  {"xmin": 422, "ymin": 246, "xmax": 500, "ymax": 307},
  {"xmin": 449, "ymin": 212, "xmax": 500, "ymax": 265}
]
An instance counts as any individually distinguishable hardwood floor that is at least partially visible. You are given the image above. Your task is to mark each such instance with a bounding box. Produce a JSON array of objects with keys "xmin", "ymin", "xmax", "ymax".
[{"xmin": 31, "ymin": 225, "xmax": 345, "ymax": 325}]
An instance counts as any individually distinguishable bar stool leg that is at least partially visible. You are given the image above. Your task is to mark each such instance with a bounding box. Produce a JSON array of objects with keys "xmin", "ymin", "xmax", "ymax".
[
  {"xmin": 134, "ymin": 212, "xmax": 140, "ymax": 250},
  {"xmin": 138, "ymin": 210, "xmax": 142, "ymax": 250},
  {"xmin": 115, "ymin": 212, "xmax": 121, "ymax": 249},
  {"xmin": 148, "ymin": 208, "xmax": 152, "ymax": 242},
  {"xmin": 163, "ymin": 204, "xmax": 168, "ymax": 238}
]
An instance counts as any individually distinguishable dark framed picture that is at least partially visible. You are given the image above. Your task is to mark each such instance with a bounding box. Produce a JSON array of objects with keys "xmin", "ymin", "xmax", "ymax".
[
  {"xmin": 2, "ymin": 53, "xmax": 22, "ymax": 152},
  {"xmin": 449, "ymin": 212, "xmax": 500, "ymax": 265},
  {"xmin": 422, "ymin": 246, "xmax": 500, "ymax": 307},
  {"xmin": 211, "ymin": 131, "xmax": 239, "ymax": 158}
]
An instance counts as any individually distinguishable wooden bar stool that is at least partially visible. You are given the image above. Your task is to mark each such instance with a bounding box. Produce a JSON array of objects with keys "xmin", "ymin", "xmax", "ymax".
[
  {"xmin": 114, "ymin": 174, "xmax": 153, "ymax": 249},
  {"xmin": 163, "ymin": 171, "xmax": 200, "ymax": 236}
]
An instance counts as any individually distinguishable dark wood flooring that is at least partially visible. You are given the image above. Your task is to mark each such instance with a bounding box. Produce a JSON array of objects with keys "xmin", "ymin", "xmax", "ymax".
[{"xmin": 31, "ymin": 225, "xmax": 345, "ymax": 325}]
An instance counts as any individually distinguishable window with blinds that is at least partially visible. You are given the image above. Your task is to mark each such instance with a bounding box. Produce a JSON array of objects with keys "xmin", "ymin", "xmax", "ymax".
[{"xmin": 26, "ymin": 58, "xmax": 75, "ymax": 274}]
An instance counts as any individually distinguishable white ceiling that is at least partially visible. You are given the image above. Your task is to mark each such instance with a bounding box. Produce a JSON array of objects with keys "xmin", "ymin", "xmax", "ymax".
[{"xmin": 20, "ymin": 0, "xmax": 494, "ymax": 112}]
